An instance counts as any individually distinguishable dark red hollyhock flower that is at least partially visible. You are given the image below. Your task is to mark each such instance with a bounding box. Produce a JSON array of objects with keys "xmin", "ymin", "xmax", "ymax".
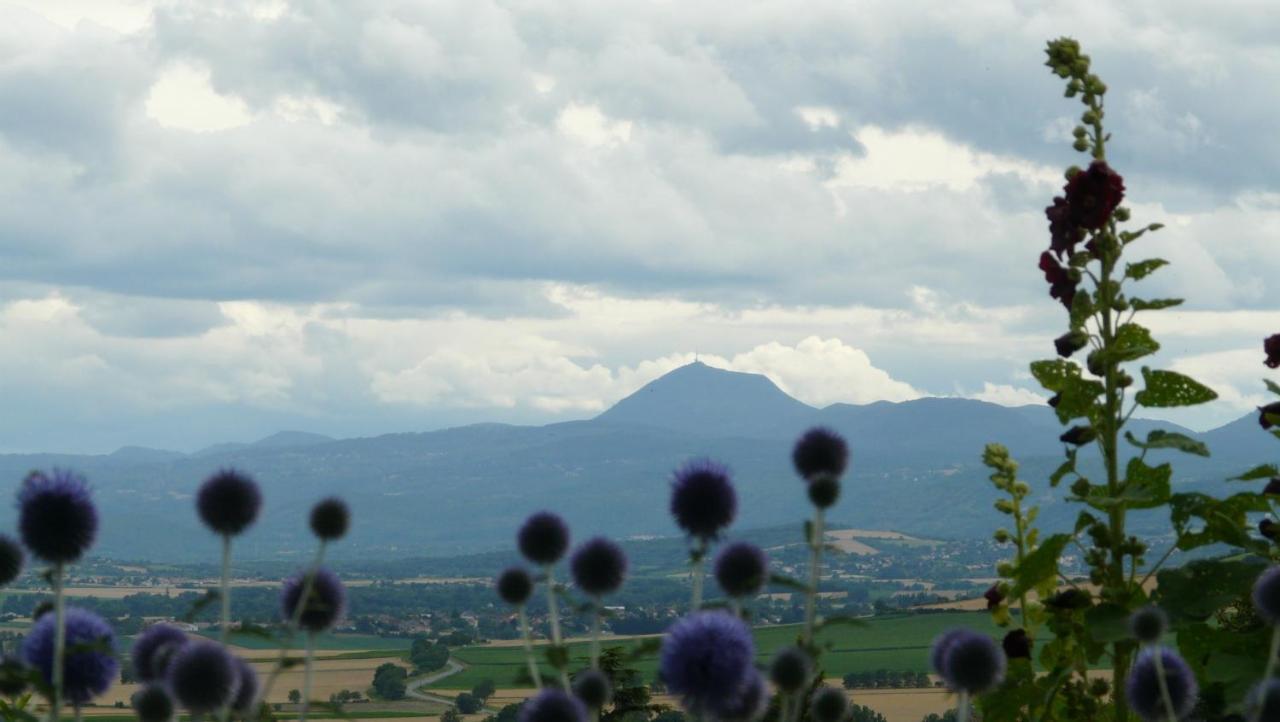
[
  {"xmin": 1064, "ymin": 161, "xmax": 1125, "ymax": 230},
  {"xmin": 1002, "ymin": 629, "xmax": 1031, "ymax": 660},
  {"xmin": 1039, "ymin": 252, "xmax": 1078, "ymax": 309},
  {"xmin": 1261, "ymin": 402, "xmax": 1280, "ymax": 430},
  {"xmin": 1260, "ymin": 519, "xmax": 1277, "ymax": 540},
  {"xmin": 984, "ymin": 584, "xmax": 1004, "ymax": 610},
  {"xmin": 1266, "ymin": 478, "xmax": 1280, "ymax": 496},
  {"xmin": 1046, "ymin": 196, "xmax": 1081, "ymax": 258},
  {"xmin": 1054, "ymin": 331, "xmax": 1088, "ymax": 358},
  {"xmin": 1265, "ymin": 334, "xmax": 1280, "ymax": 369}
]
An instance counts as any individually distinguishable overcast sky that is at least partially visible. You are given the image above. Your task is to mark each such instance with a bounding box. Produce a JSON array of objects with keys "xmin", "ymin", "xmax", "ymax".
[{"xmin": 1, "ymin": 0, "xmax": 1278, "ymax": 453}]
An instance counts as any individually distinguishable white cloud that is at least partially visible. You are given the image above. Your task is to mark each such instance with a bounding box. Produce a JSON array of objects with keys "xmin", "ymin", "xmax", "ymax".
[
  {"xmin": 717, "ymin": 336, "xmax": 920, "ymax": 406},
  {"xmin": 556, "ymin": 102, "xmax": 633, "ymax": 148},
  {"xmin": 145, "ymin": 62, "xmax": 252, "ymax": 132},
  {"xmin": 968, "ymin": 382, "xmax": 1048, "ymax": 407}
]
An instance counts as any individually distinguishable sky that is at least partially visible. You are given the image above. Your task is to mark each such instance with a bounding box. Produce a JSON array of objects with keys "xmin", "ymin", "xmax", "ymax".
[{"xmin": 1, "ymin": 0, "xmax": 1279, "ymax": 454}]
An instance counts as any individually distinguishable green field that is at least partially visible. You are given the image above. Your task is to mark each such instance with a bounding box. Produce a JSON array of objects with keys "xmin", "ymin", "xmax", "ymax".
[
  {"xmin": 435, "ymin": 611, "xmax": 999, "ymax": 690},
  {"xmin": 197, "ymin": 630, "xmax": 413, "ymax": 651}
]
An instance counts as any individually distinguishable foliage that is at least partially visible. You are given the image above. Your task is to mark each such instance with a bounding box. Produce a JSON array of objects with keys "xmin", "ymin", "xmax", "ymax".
[
  {"xmin": 455, "ymin": 692, "xmax": 482, "ymax": 714},
  {"xmin": 471, "ymin": 678, "xmax": 496, "ymax": 701},
  {"xmin": 371, "ymin": 663, "xmax": 407, "ymax": 701},
  {"xmin": 410, "ymin": 638, "xmax": 450, "ymax": 673}
]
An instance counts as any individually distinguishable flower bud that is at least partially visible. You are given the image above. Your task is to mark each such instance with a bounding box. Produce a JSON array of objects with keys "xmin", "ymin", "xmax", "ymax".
[
  {"xmin": 993, "ymin": 529, "xmax": 1011, "ymax": 544},
  {"xmin": 1073, "ymin": 138, "xmax": 1090, "ymax": 152}
]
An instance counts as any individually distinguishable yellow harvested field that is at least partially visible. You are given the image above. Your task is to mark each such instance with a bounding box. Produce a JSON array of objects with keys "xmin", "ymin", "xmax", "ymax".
[
  {"xmin": 830, "ymin": 529, "xmax": 917, "ymax": 541},
  {"xmin": 9, "ymin": 576, "xmax": 485, "ymax": 600}
]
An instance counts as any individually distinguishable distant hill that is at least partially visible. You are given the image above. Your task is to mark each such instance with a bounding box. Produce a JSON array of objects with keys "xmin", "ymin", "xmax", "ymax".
[{"xmin": 0, "ymin": 363, "xmax": 1270, "ymax": 562}]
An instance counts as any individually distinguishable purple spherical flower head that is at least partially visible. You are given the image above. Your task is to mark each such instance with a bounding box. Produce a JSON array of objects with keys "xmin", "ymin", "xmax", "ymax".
[
  {"xmin": 711, "ymin": 668, "xmax": 767, "ymax": 722},
  {"xmin": 792, "ymin": 427, "xmax": 849, "ymax": 481},
  {"xmin": 517, "ymin": 511, "xmax": 570, "ymax": 565},
  {"xmin": 714, "ymin": 542, "xmax": 768, "ymax": 598},
  {"xmin": 659, "ymin": 611, "xmax": 755, "ymax": 714},
  {"xmin": 1126, "ymin": 646, "xmax": 1197, "ymax": 722},
  {"xmin": 0, "ymin": 534, "xmax": 24, "ymax": 587},
  {"xmin": 496, "ymin": 567, "xmax": 534, "ymax": 606},
  {"xmin": 1254, "ymin": 566, "xmax": 1280, "ymax": 624},
  {"xmin": 930, "ymin": 628, "xmax": 967, "ymax": 679},
  {"xmin": 132, "ymin": 685, "xmax": 174, "ymax": 722},
  {"xmin": 1248, "ymin": 678, "xmax": 1280, "ymax": 722},
  {"xmin": 281, "ymin": 566, "xmax": 346, "ymax": 632},
  {"xmin": 196, "ymin": 468, "xmax": 262, "ymax": 537},
  {"xmin": 940, "ymin": 630, "xmax": 1006, "ymax": 695},
  {"xmin": 670, "ymin": 459, "xmax": 737, "ymax": 541},
  {"xmin": 519, "ymin": 688, "xmax": 587, "ymax": 722},
  {"xmin": 309, "ymin": 497, "xmax": 350, "ymax": 541},
  {"xmin": 167, "ymin": 640, "xmax": 240, "ymax": 714},
  {"xmin": 21, "ymin": 607, "xmax": 117, "ymax": 704},
  {"xmin": 230, "ymin": 654, "xmax": 259, "ymax": 714},
  {"xmin": 17, "ymin": 469, "xmax": 98, "ymax": 564},
  {"xmin": 570, "ymin": 537, "xmax": 627, "ymax": 596},
  {"xmin": 132, "ymin": 623, "xmax": 188, "ymax": 682}
]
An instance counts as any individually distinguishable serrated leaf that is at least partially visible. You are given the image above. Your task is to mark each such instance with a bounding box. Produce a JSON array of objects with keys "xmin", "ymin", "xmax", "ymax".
[
  {"xmin": 1032, "ymin": 359, "xmax": 1103, "ymax": 422},
  {"xmin": 1135, "ymin": 368, "xmax": 1218, "ymax": 408},
  {"xmin": 1125, "ymin": 258, "xmax": 1168, "ymax": 281},
  {"xmin": 1124, "ymin": 429, "xmax": 1209, "ymax": 457},
  {"xmin": 1230, "ymin": 464, "xmax": 1279, "ymax": 482},
  {"xmin": 1085, "ymin": 603, "xmax": 1132, "ymax": 643},
  {"xmin": 1130, "ymin": 298, "xmax": 1183, "ymax": 311},
  {"xmin": 1011, "ymin": 534, "xmax": 1071, "ymax": 597}
]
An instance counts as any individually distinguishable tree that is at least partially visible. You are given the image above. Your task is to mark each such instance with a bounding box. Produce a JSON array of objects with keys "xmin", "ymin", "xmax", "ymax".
[
  {"xmin": 410, "ymin": 638, "xmax": 450, "ymax": 672},
  {"xmin": 471, "ymin": 679, "xmax": 495, "ymax": 701},
  {"xmin": 288, "ymin": 690, "xmax": 301, "ymax": 704},
  {"xmin": 441, "ymin": 710, "xmax": 462, "ymax": 722},
  {"xmin": 372, "ymin": 663, "xmax": 408, "ymax": 701},
  {"xmin": 848, "ymin": 705, "xmax": 888, "ymax": 722},
  {"xmin": 456, "ymin": 693, "xmax": 482, "ymax": 714}
]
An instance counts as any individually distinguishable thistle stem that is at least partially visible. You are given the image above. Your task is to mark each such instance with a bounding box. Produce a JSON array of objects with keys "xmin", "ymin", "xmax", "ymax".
[
  {"xmin": 957, "ymin": 691, "xmax": 970, "ymax": 722},
  {"xmin": 517, "ymin": 607, "xmax": 543, "ymax": 689},
  {"xmin": 802, "ymin": 508, "xmax": 826, "ymax": 646},
  {"xmin": 690, "ymin": 538, "xmax": 707, "ymax": 611},
  {"xmin": 300, "ymin": 631, "xmax": 315, "ymax": 722},
  {"xmin": 255, "ymin": 541, "xmax": 328, "ymax": 718},
  {"xmin": 1152, "ymin": 648, "xmax": 1176, "ymax": 722},
  {"xmin": 51, "ymin": 562, "xmax": 65, "ymax": 722},
  {"xmin": 544, "ymin": 564, "xmax": 569, "ymax": 690},
  {"xmin": 1264, "ymin": 626, "xmax": 1280, "ymax": 682},
  {"xmin": 590, "ymin": 596, "xmax": 602, "ymax": 670},
  {"xmin": 219, "ymin": 535, "xmax": 232, "ymax": 645}
]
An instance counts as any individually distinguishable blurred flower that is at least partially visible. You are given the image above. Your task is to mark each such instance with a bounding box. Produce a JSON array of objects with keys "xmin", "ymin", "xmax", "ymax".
[
  {"xmin": 1125, "ymin": 646, "xmax": 1196, "ymax": 722},
  {"xmin": 570, "ymin": 537, "xmax": 627, "ymax": 596},
  {"xmin": 167, "ymin": 641, "xmax": 239, "ymax": 714},
  {"xmin": 572, "ymin": 669, "xmax": 612, "ymax": 710},
  {"xmin": 670, "ymin": 459, "xmax": 737, "ymax": 541},
  {"xmin": 495, "ymin": 567, "xmax": 534, "ymax": 606},
  {"xmin": 519, "ymin": 688, "xmax": 587, "ymax": 722},
  {"xmin": 1262, "ymin": 402, "xmax": 1280, "ymax": 430},
  {"xmin": 809, "ymin": 686, "xmax": 849, "ymax": 722},
  {"xmin": 132, "ymin": 686, "xmax": 174, "ymax": 722},
  {"xmin": 1046, "ymin": 196, "xmax": 1082, "ymax": 258},
  {"xmin": 936, "ymin": 629, "xmax": 1005, "ymax": 694},
  {"xmin": 21, "ymin": 607, "xmax": 117, "ymax": 704},
  {"xmin": 983, "ymin": 584, "xmax": 1004, "ymax": 610},
  {"xmin": 1001, "ymin": 629, "xmax": 1031, "ymax": 660},
  {"xmin": 769, "ymin": 646, "xmax": 811, "ymax": 693},
  {"xmin": 309, "ymin": 497, "xmax": 350, "ymax": 541},
  {"xmin": 0, "ymin": 534, "xmax": 24, "ymax": 587},
  {"xmin": 131, "ymin": 624, "xmax": 188, "ymax": 682},
  {"xmin": 281, "ymin": 566, "xmax": 346, "ymax": 632},
  {"xmin": 1063, "ymin": 160, "xmax": 1125, "ymax": 231},
  {"xmin": 659, "ymin": 611, "xmax": 755, "ymax": 713},
  {"xmin": 230, "ymin": 655, "xmax": 259, "ymax": 715},
  {"xmin": 196, "ymin": 469, "xmax": 262, "ymax": 537},
  {"xmin": 715, "ymin": 669, "xmax": 768, "ymax": 722},
  {"xmin": 1246, "ymin": 678, "xmax": 1280, "ymax": 722},
  {"xmin": 1039, "ymin": 252, "xmax": 1078, "ymax": 309},
  {"xmin": 714, "ymin": 542, "xmax": 768, "ymax": 598},
  {"xmin": 517, "ymin": 511, "xmax": 570, "ymax": 565},
  {"xmin": 1129, "ymin": 606, "xmax": 1167, "ymax": 644},
  {"xmin": 1254, "ymin": 566, "xmax": 1280, "ymax": 624},
  {"xmin": 0, "ymin": 656, "xmax": 29, "ymax": 697},
  {"xmin": 17, "ymin": 469, "xmax": 97, "ymax": 564},
  {"xmin": 792, "ymin": 427, "xmax": 850, "ymax": 481},
  {"xmin": 930, "ymin": 629, "xmax": 966, "ymax": 679},
  {"xmin": 1054, "ymin": 331, "xmax": 1089, "ymax": 358},
  {"xmin": 1266, "ymin": 334, "xmax": 1280, "ymax": 369}
]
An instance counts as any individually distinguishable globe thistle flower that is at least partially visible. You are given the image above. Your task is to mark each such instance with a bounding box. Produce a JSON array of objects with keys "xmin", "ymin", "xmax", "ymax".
[
  {"xmin": 807, "ymin": 477, "xmax": 841, "ymax": 509},
  {"xmin": 309, "ymin": 497, "xmax": 350, "ymax": 541},
  {"xmin": 1001, "ymin": 629, "xmax": 1031, "ymax": 660},
  {"xmin": 21, "ymin": 607, "xmax": 117, "ymax": 704},
  {"xmin": 714, "ymin": 542, "xmax": 768, "ymax": 598},
  {"xmin": 570, "ymin": 537, "xmax": 627, "ymax": 596},
  {"xmin": 1247, "ymin": 678, "xmax": 1280, "ymax": 722},
  {"xmin": 936, "ymin": 630, "xmax": 1006, "ymax": 694},
  {"xmin": 196, "ymin": 469, "xmax": 262, "ymax": 537},
  {"xmin": 659, "ymin": 611, "xmax": 755, "ymax": 713},
  {"xmin": 131, "ymin": 623, "xmax": 188, "ymax": 682},
  {"xmin": 230, "ymin": 655, "xmax": 259, "ymax": 714},
  {"xmin": 1129, "ymin": 606, "xmax": 1168, "ymax": 644},
  {"xmin": 1263, "ymin": 402, "xmax": 1280, "ymax": 431},
  {"xmin": 132, "ymin": 685, "xmax": 174, "ymax": 722},
  {"xmin": 809, "ymin": 686, "xmax": 849, "ymax": 722},
  {"xmin": 572, "ymin": 669, "xmax": 612, "ymax": 709},
  {"xmin": 0, "ymin": 656, "xmax": 29, "ymax": 697},
  {"xmin": 769, "ymin": 646, "xmax": 811, "ymax": 693},
  {"xmin": 713, "ymin": 669, "xmax": 768, "ymax": 722},
  {"xmin": 669, "ymin": 459, "xmax": 737, "ymax": 541},
  {"xmin": 792, "ymin": 427, "xmax": 849, "ymax": 481},
  {"xmin": 17, "ymin": 469, "xmax": 98, "ymax": 564},
  {"xmin": 517, "ymin": 511, "xmax": 570, "ymax": 565},
  {"xmin": 0, "ymin": 535, "xmax": 23, "ymax": 587},
  {"xmin": 1125, "ymin": 647, "xmax": 1197, "ymax": 722},
  {"xmin": 1255, "ymin": 566, "xmax": 1280, "ymax": 624},
  {"xmin": 1063, "ymin": 160, "xmax": 1125, "ymax": 231},
  {"xmin": 167, "ymin": 640, "xmax": 240, "ymax": 714},
  {"xmin": 930, "ymin": 628, "xmax": 966, "ymax": 679},
  {"xmin": 1267, "ymin": 333, "xmax": 1280, "ymax": 370},
  {"xmin": 281, "ymin": 566, "xmax": 346, "ymax": 632},
  {"xmin": 519, "ymin": 688, "xmax": 587, "ymax": 722},
  {"xmin": 496, "ymin": 567, "xmax": 534, "ymax": 606},
  {"xmin": 1039, "ymin": 251, "xmax": 1078, "ymax": 309}
]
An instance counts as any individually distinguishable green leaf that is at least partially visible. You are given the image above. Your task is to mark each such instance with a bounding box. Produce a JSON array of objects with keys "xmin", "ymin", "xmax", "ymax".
[
  {"xmin": 1104, "ymin": 323, "xmax": 1160, "ymax": 363},
  {"xmin": 1031, "ymin": 359, "xmax": 1103, "ymax": 422},
  {"xmin": 1230, "ymin": 464, "xmax": 1278, "ymax": 482},
  {"xmin": 1030, "ymin": 359, "xmax": 1079, "ymax": 393},
  {"xmin": 1158, "ymin": 558, "xmax": 1268, "ymax": 622},
  {"xmin": 1117, "ymin": 457, "xmax": 1172, "ymax": 509},
  {"xmin": 1169, "ymin": 492, "xmax": 1269, "ymax": 552},
  {"xmin": 1266, "ymin": 379, "xmax": 1280, "ymax": 397},
  {"xmin": 1130, "ymin": 297, "xmax": 1183, "ymax": 311},
  {"xmin": 1010, "ymin": 533, "xmax": 1071, "ymax": 597},
  {"xmin": 1085, "ymin": 603, "xmax": 1132, "ymax": 643},
  {"xmin": 1124, "ymin": 429, "xmax": 1209, "ymax": 457},
  {"xmin": 1135, "ymin": 368, "xmax": 1218, "ymax": 408},
  {"xmin": 1125, "ymin": 258, "xmax": 1168, "ymax": 280},
  {"xmin": 1049, "ymin": 450, "xmax": 1077, "ymax": 487}
]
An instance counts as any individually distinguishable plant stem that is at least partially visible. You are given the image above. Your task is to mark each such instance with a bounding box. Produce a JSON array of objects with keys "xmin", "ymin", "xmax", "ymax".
[
  {"xmin": 300, "ymin": 631, "xmax": 315, "ymax": 722},
  {"xmin": 51, "ymin": 562, "xmax": 65, "ymax": 722},
  {"xmin": 219, "ymin": 535, "xmax": 232, "ymax": 645},
  {"xmin": 544, "ymin": 564, "xmax": 569, "ymax": 689},
  {"xmin": 690, "ymin": 538, "xmax": 707, "ymax": 611},
  {"xmin": 517, "ymin": 607, "xmax": 543, "ymax": 689},
  {"xmin": 1151, "ymin": 647, "xmax": 1177, "ymax": 722},
  {"xmin": 1264, "ymin": 626, "xmax": 1280, "ymax": 683},
  {"xmin": 802, "ymin": 508, "xmax": 826, "ymax": 646},
  {"xmin": 256, "ymin": 541, "xmax": 328, "ymax": 718},
  {"xmin": 590, "ymin": 596, "xmax": 601, "ymax": 670},
  {"xmin": 957, "ymin": 691, "xmax": 970, "ymax": 722}
]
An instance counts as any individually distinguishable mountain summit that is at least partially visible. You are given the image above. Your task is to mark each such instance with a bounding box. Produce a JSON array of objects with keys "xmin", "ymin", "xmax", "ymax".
[{"xmin": 596, "ymin": 361, "xmax": 815, "ymax": 438}]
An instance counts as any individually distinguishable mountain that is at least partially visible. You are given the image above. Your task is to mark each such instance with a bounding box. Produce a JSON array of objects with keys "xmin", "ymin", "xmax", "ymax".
[{"xmin": 0, "ymin": 363, "xmax": 1266, "ymax": 562}]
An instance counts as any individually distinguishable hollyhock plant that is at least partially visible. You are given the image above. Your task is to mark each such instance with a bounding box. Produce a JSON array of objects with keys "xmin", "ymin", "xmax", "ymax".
[
  {"xmin": 22, "ymin": 607, "xmax": 117, "ymax": 706},
  {"xmin": 1267, "ymin": 333, "xmax": 1280, "ymax": 369},
  {"xmin": 1062, "ymin": 160, "xmax": 1125, "ymax": 231}
]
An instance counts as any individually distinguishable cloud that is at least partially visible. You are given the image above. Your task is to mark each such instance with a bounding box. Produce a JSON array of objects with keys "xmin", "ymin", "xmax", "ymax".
[{"xmin": 968, "ymin": 382, "xmax": 1048, "ymax": 407}]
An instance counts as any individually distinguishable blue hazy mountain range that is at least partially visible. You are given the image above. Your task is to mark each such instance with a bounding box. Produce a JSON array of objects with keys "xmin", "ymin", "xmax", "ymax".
[{"xmin": 0, "ymin": 362, "xmax": 1270, "ymax": 562}]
